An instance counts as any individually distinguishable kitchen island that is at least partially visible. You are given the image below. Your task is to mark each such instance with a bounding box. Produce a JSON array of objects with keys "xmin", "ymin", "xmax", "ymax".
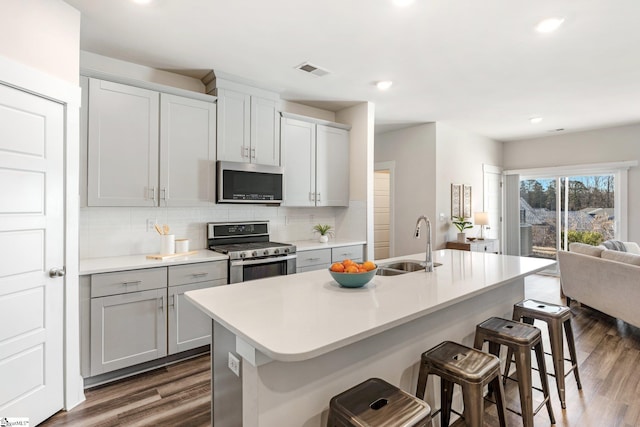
[{"xmin": 186, "ymin": 249, "xmax": 555, "ymax": 427}]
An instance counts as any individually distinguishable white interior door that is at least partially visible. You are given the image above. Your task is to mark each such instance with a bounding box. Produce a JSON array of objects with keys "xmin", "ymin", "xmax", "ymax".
[
  {"xmin": 0, "ymin": 83, "xmax": 64, "ymax": 424},
  {"xmin": 483, "ymin": 165, "xmax": 503, "ymax": 248},
  {"xmin": 374, "ymin": 170, "xmax": 391, "ymax": 259}
]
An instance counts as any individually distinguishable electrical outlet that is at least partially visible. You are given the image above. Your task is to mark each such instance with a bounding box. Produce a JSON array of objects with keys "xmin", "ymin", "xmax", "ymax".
[
  {"xmin": 228, "ymin": 352, "xmax": 241, "ymax": 377},
  {"xmin": 146, "ymin": 218, "xmax": 157, "ymax": 232}
]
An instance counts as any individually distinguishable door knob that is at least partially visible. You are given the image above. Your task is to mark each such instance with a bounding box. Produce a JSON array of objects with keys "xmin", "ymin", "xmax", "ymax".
[{"xmin": 49, "ymin": 268, "xmax": 66, "ymax": 278}]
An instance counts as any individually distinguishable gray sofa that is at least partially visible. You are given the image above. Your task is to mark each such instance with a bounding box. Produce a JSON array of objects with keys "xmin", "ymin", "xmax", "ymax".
[{"xmin": 558, "ymin": 242, "xmax": 640, "ymax": 329}]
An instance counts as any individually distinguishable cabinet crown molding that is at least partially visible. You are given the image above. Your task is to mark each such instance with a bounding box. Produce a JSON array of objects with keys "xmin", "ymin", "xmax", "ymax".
[{"xmin": 280, "ymin": 112, "xmax": 351, "ymax": 131}]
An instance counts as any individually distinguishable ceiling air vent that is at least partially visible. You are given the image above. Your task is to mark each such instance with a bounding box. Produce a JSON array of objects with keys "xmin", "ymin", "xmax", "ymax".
[{"xmin": 295, "ymin": 62, "xmax": 330, "ymax": 77}]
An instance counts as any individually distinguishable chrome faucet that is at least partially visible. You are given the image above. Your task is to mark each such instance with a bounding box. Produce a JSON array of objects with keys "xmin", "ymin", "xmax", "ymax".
[{"xmin": 414, "ymin": 215, "xmax": 434, "ymax": 272}]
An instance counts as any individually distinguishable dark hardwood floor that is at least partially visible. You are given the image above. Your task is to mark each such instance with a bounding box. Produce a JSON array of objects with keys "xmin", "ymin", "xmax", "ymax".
[{"xmin": 41, "ymin": 274, "xmax": 640, "ymax": 426}]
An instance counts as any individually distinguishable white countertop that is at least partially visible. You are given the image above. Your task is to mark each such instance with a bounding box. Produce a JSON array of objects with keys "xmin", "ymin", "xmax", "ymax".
[
  {"xmin": 186, "ymin": 250, "xmax": 555, "ymax": 362},
  {"xmin": 291, "ymin": 239, "xmax": 367, "ymax": 251},
  {"xmin": 79, "ymin": 249, "xmax": 228, "ymax": 275}
]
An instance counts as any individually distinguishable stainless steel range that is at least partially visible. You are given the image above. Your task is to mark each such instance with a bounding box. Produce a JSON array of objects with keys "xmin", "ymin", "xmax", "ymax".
[{"xmin": 207, "ymin": 221, "xmax": 297, "ymax": 284}]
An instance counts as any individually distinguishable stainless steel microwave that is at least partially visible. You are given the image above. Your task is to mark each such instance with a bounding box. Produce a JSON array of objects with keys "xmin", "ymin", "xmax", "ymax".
[{"xmin": 217, "ymin": 161, "xmax": 283, "ymax": 204}]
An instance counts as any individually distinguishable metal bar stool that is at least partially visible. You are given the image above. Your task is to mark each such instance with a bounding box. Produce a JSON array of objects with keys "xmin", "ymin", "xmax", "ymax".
[
  {"xmin": 328, "ymin": 377, "xmax": 432, "ymax": 427},
  {"xmin": 506, "ymin": 299, "xmax": 582, "ymax": 409},
  {"xmin": 474, "ymin": 317, "xmax": 555, "ymax": 427},
  {"xmin": 415, "ymin": 341, "xmax": 507, "ymax": 427}
]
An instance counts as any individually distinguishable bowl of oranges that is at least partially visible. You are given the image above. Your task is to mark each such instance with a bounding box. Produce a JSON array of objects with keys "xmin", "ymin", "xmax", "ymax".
[{"xmin": 329, "ymin": 259, "xmax": 377, "ymax": 288}]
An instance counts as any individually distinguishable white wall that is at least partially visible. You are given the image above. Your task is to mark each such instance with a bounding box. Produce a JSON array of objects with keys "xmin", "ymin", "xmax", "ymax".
[
  {"xmin": 503, "ymin": 123, "xmax": 640, "ymax": 242},
  {"xmin": 435, "ymin": 122, "xmax": 503, "ymax": 246},
  {"xmin": 375, "ymin": 124, "xmax": 437, "ymax": 256},
  {"xmin": 335, "ymin": 102, "xmax": 375, "ymax": 258},
  {"xmin": 0, "ymin": 0, "xmax": 80, "ymax": 84}
]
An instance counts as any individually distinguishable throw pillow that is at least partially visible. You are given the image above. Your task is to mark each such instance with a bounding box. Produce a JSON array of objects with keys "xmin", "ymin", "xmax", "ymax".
[
  {"xmin": 624, "ymin": 242, "xmax": 640, "ymax": 254},
  {"xmin": 569, "ymin": 242, "xmax": 604, "ymax": 257},
  {"xmin": 601, "ymin": 249, "xmax": 640, "ymax": 266}
]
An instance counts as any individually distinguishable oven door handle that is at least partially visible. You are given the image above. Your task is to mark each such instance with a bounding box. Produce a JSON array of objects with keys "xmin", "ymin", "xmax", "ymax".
[{"xmin": 230, "ymin": 254, "xmax": 298, "ymax": 267}]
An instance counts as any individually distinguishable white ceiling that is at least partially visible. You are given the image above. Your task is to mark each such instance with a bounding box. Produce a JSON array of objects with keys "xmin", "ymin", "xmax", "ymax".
[{"xmin": 64, "ymin": 0, "xmax": 640, "ymax": 141}]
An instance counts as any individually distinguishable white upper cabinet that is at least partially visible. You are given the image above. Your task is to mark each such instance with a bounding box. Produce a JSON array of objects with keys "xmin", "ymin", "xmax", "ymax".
[
  {"xmin": 281, "ymin": 117, "xmax": 316, "ymax": 206},
  {"xmin": 281, "ymin": 113, "xmax": 351, "ymax": 207},
  {"xmin": 160, "ymin": 93, "xmax": 216, "ymax": 206},
  {"xmin": 215, "ymin": 83, "xmax": 280, "ymax": 166},
  {"xmin": 316, "ymin": 125, "xmax": 350, "ymax": 207},
  {"xmin": 87, "ymin": 79, "xmax": 160, "ymax": 206},
  {"xmin": 85, "ymin": 77, "xmax": 216, "ymax": 207}
]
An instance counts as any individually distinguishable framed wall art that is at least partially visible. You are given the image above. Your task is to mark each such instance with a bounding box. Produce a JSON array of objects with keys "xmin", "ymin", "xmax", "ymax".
[
  {"xmin": 463, "ymin": 184, "xmax": 472, "ymax": 218},
  {"xmin": 451, "ymin": 184, "xmax": 462, "ymax": 218}
]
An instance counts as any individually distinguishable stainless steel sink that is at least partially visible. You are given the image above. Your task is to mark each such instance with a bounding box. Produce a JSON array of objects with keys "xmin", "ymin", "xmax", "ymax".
[
  {"xmin": 381, "ymin": 260, "xmax": 426, "ymax": 272},
  {"xmin": 375, "ymin": 267, "xmax": 406, "ymax": 276},
  {"xmin": 376, "ymin": 260, "xmax": 442, "ymax": 276}
]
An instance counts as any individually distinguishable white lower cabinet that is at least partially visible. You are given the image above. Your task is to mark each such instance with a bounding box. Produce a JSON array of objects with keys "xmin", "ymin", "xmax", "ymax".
[
  {"xmin": 90, "ymin": 288, "xmax": 167, "ymax": 376},
  {"xmin": 167, "ymin": 262, "xmax": 227, "ymax": 354},
  {"xmin": 332, "ymin": 245, "xmax": 364, "ymax": 263},
  {"xmin": 296, "ymin": 248, "xmax": 331, "ymax": 273},
  {"xmin": 85, "ymin": 260, "xmax": 227, "ymax": 378}
]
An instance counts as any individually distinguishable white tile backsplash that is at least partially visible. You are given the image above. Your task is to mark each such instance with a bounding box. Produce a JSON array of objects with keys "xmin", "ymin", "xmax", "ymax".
[{"xmin": 79, "ymin": 205, "xmax": 348, "ymax": 258}]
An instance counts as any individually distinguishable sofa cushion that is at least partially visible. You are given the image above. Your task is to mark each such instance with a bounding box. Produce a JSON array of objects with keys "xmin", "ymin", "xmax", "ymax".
[
  {"xmin": 601, "ymin": 249, "xmax": 640, "ymax": 266},
  {"xmin": 624, "ymin": 242, "xmax": 640, "ymax": 254},
  {"xmin": 569, "ymin": 242, "xmax": 604, "ymax": 257}
]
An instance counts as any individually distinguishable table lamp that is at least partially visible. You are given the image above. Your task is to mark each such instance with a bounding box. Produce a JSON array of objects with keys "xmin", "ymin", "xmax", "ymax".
[{"xmin": 474, "ymin": 212, "xmax": 489, "ymax": 240}]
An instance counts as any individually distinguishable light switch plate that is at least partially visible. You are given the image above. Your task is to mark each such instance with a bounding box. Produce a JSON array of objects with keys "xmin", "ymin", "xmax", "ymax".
[{"xmin": 228, "ymin": 352, "xmax": 241, "ymax": 377}]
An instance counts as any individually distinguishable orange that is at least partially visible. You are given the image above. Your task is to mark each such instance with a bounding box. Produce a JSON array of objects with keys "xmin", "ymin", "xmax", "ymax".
[
  {"xmin": 345, "ymin": 265, "xmax": 359, "ymax": 273},
  {"xmin": 330, "ymin": 262, "xmax": 345, "ymax": 272},
  {"xmin": 342, "ymin": 259, "xmax": 355, "ymax": 267},
  {"xmin": 362, "ymin": 261, "xmax": 376, "ymax": 271},
  {"xmin": 357, "ymin": 267, "xmax": 367, "ymax": 273}
]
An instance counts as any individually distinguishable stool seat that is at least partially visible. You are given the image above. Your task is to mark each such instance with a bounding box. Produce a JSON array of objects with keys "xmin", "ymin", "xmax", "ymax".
[
  {"xmin": 509, "ymin": 299, "xmax": 582, "ymax": 409},
  {"xmin": 328, "ymin": 378, "xmax": 432, "ymax": 427},
  {"xmin": 474, "ymin": 317, "xmax": 555, "ymax": 427},
  {"xmin": 416, "ymin": 341, "xmax": 507, "ymax": 427}
]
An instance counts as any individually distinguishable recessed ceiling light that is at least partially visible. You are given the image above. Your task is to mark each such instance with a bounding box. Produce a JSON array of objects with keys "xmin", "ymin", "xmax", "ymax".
[
  {"xmin": 392, "ymin": 0, "xmax": 415, "ymax": 7},
  {"xmin": 530, "ymin": 116, "xmax": 543, "ymax": 124},
  {"xmin": 376, "ymin": 81, "xmax": 393, "ymax": 90},
  {"xmin": 132, "ymin": 0, "xmax": 153, "ymax": 4},
  {"xmin": 535, "ymin": 18, "xmax": 565, "ymax": 33}
]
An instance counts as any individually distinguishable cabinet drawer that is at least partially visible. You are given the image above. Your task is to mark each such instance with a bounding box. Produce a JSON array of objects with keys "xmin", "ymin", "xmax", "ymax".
[
  {"xmin": 91, "ymin": 267, "xmax": 167, "ymax": 298},
  {"xmin": 168, "ymin": 261, "xmax": 227, "ymax": 286},
  {"xmin": 297, "ymin": 264, "xmax": 328, "ymax": 274},
  {"xmin": 332, "ymin": 245, "xmax": 363, "ymax": 262},
  {"xmin": 296, "ymin": 249, "xmax": 331, "ymax": 268}
]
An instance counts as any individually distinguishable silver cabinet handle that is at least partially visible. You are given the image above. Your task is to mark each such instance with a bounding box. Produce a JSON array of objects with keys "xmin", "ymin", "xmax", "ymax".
[
  {"xmin": 309, "ymin": 192, "xmax": 315, "ymax": 202},
  {"xmin": 160, "ymin": 187, "xmax": 168, "ymax": 201},
  {"xmin": 251, "ymin": 147, "xmax": 256, "ymax": 159},
  {"xmin": 159, "ymin": 296, "xmax": 165, "ymax": 312},
  {"xmin": 168, "ymin": 295, "xmax": 175, "ymax": 308},
  {"xmin": 316, "ymin": 192, "xmax": 321, "ymax": 202},
  {"xmin": 122, "ymin": 280, "xmax": 142, "ymax": 286},
  {"xmin": 192, "ymin": 272, "xmax": 208, "ymax": 278},
  {"xmin": 242, "ymin": 146, "xmax": 250, "ymax": 158},
  {"xmin": 49, "ymin": 268, "xmax": 65, "ymax": 278},
  {"xmin": 306, "ymin": 257, "xmax": 320, "ymax": 261},
  {"xmin": 148, "ymin": 187, "xmax": 156, "ymax": 200}
]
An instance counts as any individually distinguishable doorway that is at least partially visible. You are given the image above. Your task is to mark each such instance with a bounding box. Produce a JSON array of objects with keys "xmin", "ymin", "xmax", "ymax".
[{"xmin": 374, "ymin": 162, "xmax": 394, "ymax": 260}]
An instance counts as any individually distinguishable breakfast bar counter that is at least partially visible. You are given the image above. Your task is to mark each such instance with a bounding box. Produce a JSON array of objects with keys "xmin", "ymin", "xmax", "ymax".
[{"xmin": 186, "ymin": 249, "xmax": 555, "ymax": 427}]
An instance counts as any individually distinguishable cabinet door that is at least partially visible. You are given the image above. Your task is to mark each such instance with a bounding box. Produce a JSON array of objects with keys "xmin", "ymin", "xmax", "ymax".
[
  {"xmin": 90, "ymin": 288, "xmax": 167, "ymax": 376},
  {"xmin": 281, "ymin": 117, "xmax": 315, "ymax": 206},
  {"xmin": 87, "ymin": 78, "xmax": 159, "ymax": 206},
  {"xmin": 316, "ymin": 125, "xmax": 350, "ymax": 207},
  {"xmin": 251, "ymin": 96, "xmax": 280, "ymax": 166},
  {"xmin": 332, "ymin": 245, "xmax": 363, "ymax": 263},
  {"xmin": 160, "ymin": 94, "xmax": 216, "ymax": 206},
  {"xmin": 168, "ymin": 279, "xmax": 225, "ymax": 354},
  {"xmin": 216, "ymin": 88, "xmax": 251, "ymax": 163}
]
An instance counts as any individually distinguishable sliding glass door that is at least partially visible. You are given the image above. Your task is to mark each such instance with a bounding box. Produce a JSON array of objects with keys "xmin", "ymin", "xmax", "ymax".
[{"xmin": 519, "ymin": 173, "xmax": 616, "ymax": 261}]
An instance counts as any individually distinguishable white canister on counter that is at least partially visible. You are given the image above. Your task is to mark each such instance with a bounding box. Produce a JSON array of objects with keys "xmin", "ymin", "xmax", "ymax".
[
  {"xmin": 160, "ymin": 234, "xmax": 175, "ymax": 255},
  {"xmin": 175, "ymin": 238, "xmax": 189, "ymax": 253}
]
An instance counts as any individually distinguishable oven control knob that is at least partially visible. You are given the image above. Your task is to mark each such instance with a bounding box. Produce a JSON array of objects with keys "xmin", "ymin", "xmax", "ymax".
[
  {"xmin": 274, "ymin": 249, "xmax": 280, "ymax": 254},
  {"xmin": 283, "ymin": 248, "xmax": 289, "ymax": 253},
  {"xmin": 252, "ymin": 251, "xmax": 258, "ymax": 257},
  {"xmin": 263, "ymin": 250, "xmax": 269, "ymax": 256},
  {"xmin": 240, "ymin": 252, "xmax": 246, "ymax": 258}
]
